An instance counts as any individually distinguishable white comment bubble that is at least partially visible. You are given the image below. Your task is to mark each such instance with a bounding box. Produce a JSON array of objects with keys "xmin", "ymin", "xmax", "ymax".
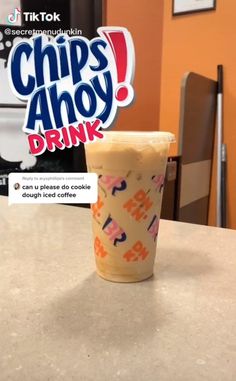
[{"xmin": 8, "ymin": 173, "xmax": 98, "ymax": 205}]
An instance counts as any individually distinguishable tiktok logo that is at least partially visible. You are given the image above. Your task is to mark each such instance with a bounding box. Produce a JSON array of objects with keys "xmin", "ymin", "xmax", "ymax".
[{"xmin": 7, "ymin": 8, "xmax": 21, "ymax": 24}]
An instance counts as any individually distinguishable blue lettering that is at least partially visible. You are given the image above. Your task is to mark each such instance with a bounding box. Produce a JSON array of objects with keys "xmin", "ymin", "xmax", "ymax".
[
  {"xmin": 11, "ymin": 42, "xmax": 35, "ymax": 96},
  {"xmin": 90, "ymin": 40, "xmax": 108, "ymax": 71},
  {"xmin": 91, "ymin": 71, "xmax": 113, "ymax": 123},
  {"xmin": 49, "ymin": 84, "xmax": 77, "ymax": 129},
  {"xmin": 70, "ymin": 39, "xmax": 89, "ymax": 85},
  {"xmin": 25, "ymin": 88, "xmax": 53, "ymax": 132},
  {"xmin": 74, "ymin": 83, "xmax": 97, "ymax": 117},
  {"xmin": 56, "ymin": 36, "xmax": 70, "ymax": 78},
  {"xmin": 34, "ymin": 36, "xmax": 59, "ymax": 87}
]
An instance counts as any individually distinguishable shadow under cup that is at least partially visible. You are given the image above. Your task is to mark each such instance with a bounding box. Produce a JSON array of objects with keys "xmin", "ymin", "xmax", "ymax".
[{"xmin": 85, "ymin": 131, "xmax": 175, "ymax": 283}]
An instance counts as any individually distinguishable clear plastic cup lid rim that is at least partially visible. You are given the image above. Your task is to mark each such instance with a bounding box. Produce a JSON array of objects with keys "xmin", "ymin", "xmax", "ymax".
[{"xmin": 101, "ymin": 131, "xmax": 176, "ymax": 144}]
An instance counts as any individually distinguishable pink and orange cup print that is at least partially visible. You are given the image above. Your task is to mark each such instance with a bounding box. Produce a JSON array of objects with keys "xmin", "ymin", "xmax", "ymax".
[{"xmin": 85, "ymin": 131, "xmax": 175, "ymax": 282}]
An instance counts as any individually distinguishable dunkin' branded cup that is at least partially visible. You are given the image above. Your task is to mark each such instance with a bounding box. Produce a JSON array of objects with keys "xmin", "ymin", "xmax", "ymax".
[{"xmin": 85, "ymin": 131, "xmax": 175, "ymax": 282}]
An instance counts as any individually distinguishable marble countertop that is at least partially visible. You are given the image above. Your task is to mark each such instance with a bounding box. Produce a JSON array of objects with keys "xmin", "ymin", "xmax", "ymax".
[{"xmin": 0, "ymin": 196, "xmax": 236, "ymax": 381}]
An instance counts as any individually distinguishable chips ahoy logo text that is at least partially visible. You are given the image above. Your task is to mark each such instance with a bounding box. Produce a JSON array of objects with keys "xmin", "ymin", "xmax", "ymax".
[{"xmin": 8, "ymin": 27, "xmax": 135, "ymax": 155}]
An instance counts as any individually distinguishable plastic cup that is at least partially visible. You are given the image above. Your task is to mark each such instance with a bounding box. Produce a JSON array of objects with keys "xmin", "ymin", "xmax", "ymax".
[{"xmin": 85, "ymin": 131, "xmax": 175, "ymax": 282}]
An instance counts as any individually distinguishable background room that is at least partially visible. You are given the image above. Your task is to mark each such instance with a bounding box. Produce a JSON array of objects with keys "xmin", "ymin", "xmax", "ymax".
[{"xmin": 0, "ymin": 0, "xmax": 235, "ymax": 229}]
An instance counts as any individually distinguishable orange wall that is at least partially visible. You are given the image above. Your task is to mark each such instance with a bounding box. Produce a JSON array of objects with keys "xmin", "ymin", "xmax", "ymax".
[
  {"xmin": 160, "ymin": 1, "xmax": 236, "ymax": 229},
  {"xmin": 106, "ymin": 0, "xmax": 164, "ymax": 131}
]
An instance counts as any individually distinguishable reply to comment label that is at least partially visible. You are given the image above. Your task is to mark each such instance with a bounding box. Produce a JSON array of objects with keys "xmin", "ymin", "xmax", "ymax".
[{"xmin": 8, "ymin": 173, "xmax": 98, "ymax": 205}]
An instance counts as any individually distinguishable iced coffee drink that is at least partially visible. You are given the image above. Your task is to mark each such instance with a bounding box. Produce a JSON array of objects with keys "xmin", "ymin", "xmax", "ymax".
[{"xmin": 85, "ymin": 131, "xmax": 175, "ymax": 282}]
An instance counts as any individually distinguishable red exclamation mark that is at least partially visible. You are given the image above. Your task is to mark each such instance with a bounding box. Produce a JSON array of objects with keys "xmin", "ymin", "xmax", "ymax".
[{"xmin": 100, "ymin": 29, "xmax": 133, "ymax": 102}]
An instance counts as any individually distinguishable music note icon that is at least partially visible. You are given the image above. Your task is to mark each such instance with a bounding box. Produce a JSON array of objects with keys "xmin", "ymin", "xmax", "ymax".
[{"xmin": 7, "ymin": 8, "xmax": 21, "ymax": 25}]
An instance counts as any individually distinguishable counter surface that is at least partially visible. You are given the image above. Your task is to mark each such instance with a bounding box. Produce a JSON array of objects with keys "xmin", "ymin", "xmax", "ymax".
[{"xmin": 0, "ymin": 196, "xmax": 236, "ymax": 381}]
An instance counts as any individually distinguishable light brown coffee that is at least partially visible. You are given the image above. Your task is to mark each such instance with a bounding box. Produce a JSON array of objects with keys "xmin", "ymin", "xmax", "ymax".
[{"xmin": 85, "ymin": 131, "xmax": 175, "ymax": 282}]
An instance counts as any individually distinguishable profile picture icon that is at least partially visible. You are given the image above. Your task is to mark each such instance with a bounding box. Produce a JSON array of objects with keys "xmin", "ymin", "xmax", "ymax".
[{"xmin": 14, "ymin": 183, "xmax": 20, "ymax": 190}]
